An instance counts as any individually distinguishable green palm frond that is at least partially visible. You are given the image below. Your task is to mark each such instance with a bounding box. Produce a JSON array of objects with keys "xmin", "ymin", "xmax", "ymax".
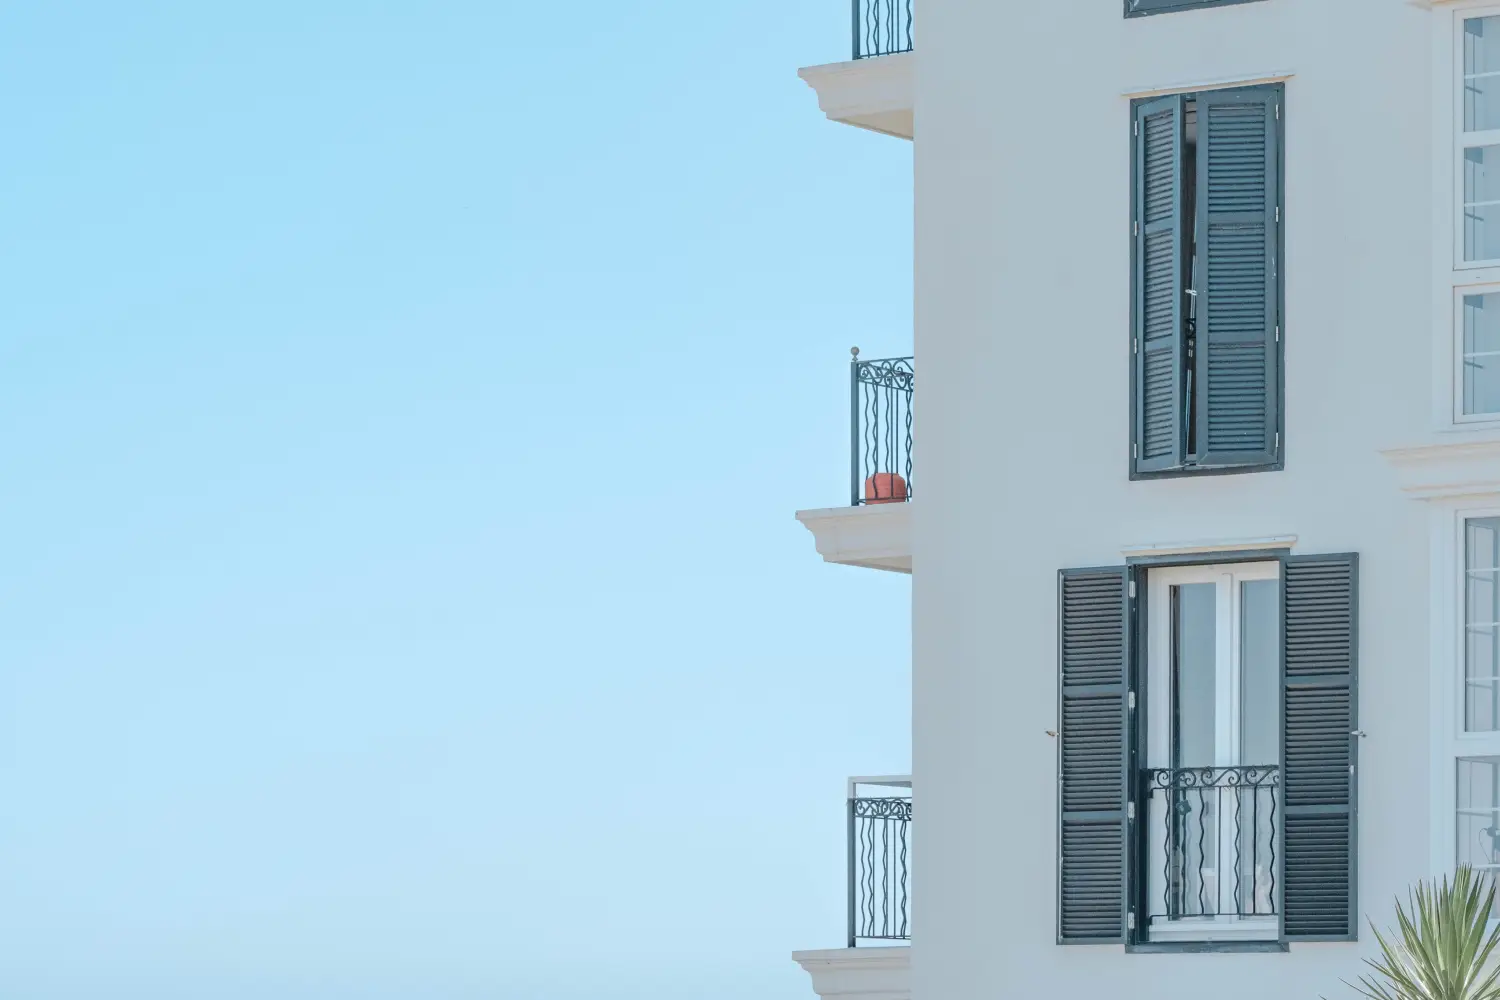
[{"xmin": 1347, "ymin": 867, "xmax": 1500, "ymax": 1000}]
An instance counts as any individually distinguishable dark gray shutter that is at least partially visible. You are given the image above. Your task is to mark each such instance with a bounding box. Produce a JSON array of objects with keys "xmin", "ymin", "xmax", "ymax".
[
  {"xmin": 1281, "ymin": 553, "xmax": 1358, "ymax": 942},
  {"xmin": 1133, "ymin": 95, "xmax": 1186, "ymax": 475},
  {"xmin": 1057, "ymin": 567, "xmax": 1128, "ymax": 943},
  {"xmin": 1193, "ymin": 86, "xmax": 1280, "ymax": 469}
]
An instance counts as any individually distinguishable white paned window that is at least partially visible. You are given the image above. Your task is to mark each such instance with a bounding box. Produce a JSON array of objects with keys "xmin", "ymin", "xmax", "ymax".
[
  {"xmin": 1464, "ymin": 17, "xmax": 1500, "ymax": 264},
  {"xmin": 1469, "ymin": 518, "xmax": 1500, "ymax": 732},
  {"xmin": 1458, "ymin": 757, "xmax": 1500, "ymax": 875},
  {"xmin": 1463, "ymin": 293, "xmax": 1500, "ymax": 414}
]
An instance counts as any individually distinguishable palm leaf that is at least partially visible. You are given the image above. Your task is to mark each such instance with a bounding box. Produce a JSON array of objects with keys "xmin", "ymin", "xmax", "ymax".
[{"xmin": 1344, "ymin": 867, "xmax": 1500, "ymax": 1000}]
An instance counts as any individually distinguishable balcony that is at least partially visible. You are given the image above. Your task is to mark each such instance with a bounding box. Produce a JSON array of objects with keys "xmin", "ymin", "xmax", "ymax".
[
  {"xmin": 798, "ymin": 1, "xmax": 914, "ymax": 139},
  {"xmin": 1142, "ymin": 765, "xmax": 1282, "ymax": 943},
  {"xmin": 796, "ymin": 351, "xmax": 913, "ymax": 573},
  {"xmin": 793, "ymin": 777, "xmax": 912, "ymax": 1000}
]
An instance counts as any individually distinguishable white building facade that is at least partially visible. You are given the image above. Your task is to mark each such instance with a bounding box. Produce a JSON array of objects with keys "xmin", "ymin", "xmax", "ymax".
[{"xmin": 793, "ymin": 0, "xmax": 1500, "ymax": 997}]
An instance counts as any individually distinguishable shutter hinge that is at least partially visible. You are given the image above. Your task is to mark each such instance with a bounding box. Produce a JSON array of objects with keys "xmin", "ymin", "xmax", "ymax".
[
  {"xmin": 1128, "ymin": 579, "xmax": 1137, "ymax": 599},
  {"xmin": 1133, "ymin": 220, "xmax": 1139, "ymax": 237},
  {"xmin": 1127, "ymin": 911, "xmax": 1137, "ymax": 930},
  {"xmin": 1133, "ymin": 336, "xmax": 1139, "ymax": 354},
  {"xmin": 1133, "ymin": 443, "xmax": 1139, "ymax": 459},
  {"xmin": 1134, "ymin": 119, "xmax": 1139, "ymax": 136},
  {"xmin": 1127, "ymin": 801, "xmax": 1136, "ymax": 821},
  {"xmin": 1276, "ymin": 431, "xmax": 1281, "ymax": 449},
  {"xmin": 1128, "ymin": 690, "xmax": 1137, "ymax": 711},
  {"xmin": 1275, "ymin": 206, "xmax": 1280, "ymax": 223},
  {"xmin": 1275, "ymin": 103, "xmax": 1280, "ymax": 120},
  {"xmin": 1275, "ymin": 325, "xmax": 1280, "ymax": 343}
]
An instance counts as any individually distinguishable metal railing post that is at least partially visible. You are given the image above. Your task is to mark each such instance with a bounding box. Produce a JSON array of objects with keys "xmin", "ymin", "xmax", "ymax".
[
  {"xmin": 852, "ymin": 0, "xmax": 862, "ymax": 60},
  {"xmin": 847, "ymin": 793, "xmax": 858, "ymax": 948},
  {"xmin": 850, "ymin": 347, "xmax": 862, "ymax": 507}
]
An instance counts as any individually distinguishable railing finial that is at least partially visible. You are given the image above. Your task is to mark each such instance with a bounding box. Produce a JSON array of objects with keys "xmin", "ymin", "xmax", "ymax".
[{"xmin": 851, "ymin": 346, "xmax": 860, "ymax": 360}]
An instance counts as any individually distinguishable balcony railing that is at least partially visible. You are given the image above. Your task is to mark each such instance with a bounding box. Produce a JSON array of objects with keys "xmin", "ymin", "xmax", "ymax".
[
  {"xmin": 852, "ymin": 0, "xmax": 914, "ymax": 60},
  {"xmin": 1144, "ymin": 765, "xmax": 1280, "ymax": 930},
  {"xmin": 847, "ymin": 776, "xmax": 912, "ymax": 947},
  {"xmin": 850, "ymin": 350, "xmax": 914, "ymax": 507}
]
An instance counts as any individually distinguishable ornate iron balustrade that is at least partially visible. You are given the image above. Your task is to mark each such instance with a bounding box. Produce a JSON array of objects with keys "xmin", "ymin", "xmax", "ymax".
[
  {"xmin": 850, "ymin": 350, "xmax": 914, "ymax": 506},
  {"xmin": 847, "ymin": 777, "xmax": 912, "ymax": 947},
  {"xmin": 1144, "ymin": 765, "xmax": 1280, "ymax": 924},
  {"xmin": 852, "ymin": 0, "xmax": 914, "ymax": 59}
]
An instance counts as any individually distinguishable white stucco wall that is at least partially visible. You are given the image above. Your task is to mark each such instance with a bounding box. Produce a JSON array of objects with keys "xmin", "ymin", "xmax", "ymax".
[{"xmin": 912, "ymin": 0, "xmax": 1435, "ymax": 996}]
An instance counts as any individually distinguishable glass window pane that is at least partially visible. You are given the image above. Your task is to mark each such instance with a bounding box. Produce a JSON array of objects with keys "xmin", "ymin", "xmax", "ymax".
[
  {"xmin": 1173, "ymin": 583, "xmax": 1217, "ymax": 768},
  {"xmin": 1467, "ymin": 17, "xmax": 1500, "ymax": 131},
  {"xmin": 1240, "ymin": 579, "xmax": 1280, "ymax": 767},
  {"xmin": 1458, "ymin": 757, "xmax": 1500, "ymax": 872},
  {"xmin": 1465, "ymin": 147, "xmax": 1500, "ymax": 262},
  {"xmin": 1465, "ymin": 295, "xmax": 1500, "ymax": 415},
  {"xmin": 1468, "ymin": 519, "xmax": 1500, "ymax": 733}
]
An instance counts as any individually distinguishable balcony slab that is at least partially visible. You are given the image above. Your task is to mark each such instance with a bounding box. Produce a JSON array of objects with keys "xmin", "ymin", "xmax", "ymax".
[
  {"xmin": 797, "ymin": 54, "xmax": 913, "ymax": 139},
  {"xmin": 796, "ymin": 503, "xmax": 912, "ymax": 574},
  {"xmin": 793, "ymin": 947, "xmax": 910, "ymax": 1000}
]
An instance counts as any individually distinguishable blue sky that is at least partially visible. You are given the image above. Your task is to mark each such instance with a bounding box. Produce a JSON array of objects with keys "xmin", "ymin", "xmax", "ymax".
[{"xmin": 0, "ymin": 4, "xmax": 911, "ymax": 998}]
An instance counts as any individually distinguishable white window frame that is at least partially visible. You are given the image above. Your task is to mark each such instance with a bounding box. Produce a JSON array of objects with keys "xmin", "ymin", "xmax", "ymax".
[
  {"xmin": 1430, "ymin": 502, "xmax": 1500, "ymax": 880},
  {"xmin": 1145, "ymin": 561, "xmax": 1280, "ymax": 942},
  {"xmin": 1434, "ymin": 3, "xmax": 1500, "ymax": 427}
]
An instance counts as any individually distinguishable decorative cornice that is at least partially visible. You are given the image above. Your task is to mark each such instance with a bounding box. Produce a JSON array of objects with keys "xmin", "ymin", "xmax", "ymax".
[
  {"xmin": 792, "ymin": 947, "xmax": 910, "ymax": 1000},
  {"xmin": 1121, "ymin": 535, "xmax": 1297, "ymax": 559},
  {"xmin": 1381, "ymin": 436, "xmax": 1500, "ymax": 500},
  {"xmin": 796, "ymin": 504, "xmax": 912, "ymax": 574}
]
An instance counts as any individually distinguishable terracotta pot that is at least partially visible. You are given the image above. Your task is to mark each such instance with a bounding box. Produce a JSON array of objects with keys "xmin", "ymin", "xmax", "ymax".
[{"xmin": 864, "ymin": 473, "xmax": 908, "ymax": 504}]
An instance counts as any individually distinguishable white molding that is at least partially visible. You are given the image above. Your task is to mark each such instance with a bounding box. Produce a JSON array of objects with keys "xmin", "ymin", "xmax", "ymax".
[
  {"xmin": 798, "ymin": 55, "xmax": 914, "ymax": 140},
  {"xmin": 1120, "ymin": 70, "xmax": 1294, "ymax": 100},
  {"xmin": 793, "ymin": 947, "xmax": 910, "ymax": 1000},
  {"xmin": 1120, "ymin": 535, "xmax": 1296, "ymax": 558},
  {"xmin": 1381, "ymin": 436, "xmax": 1500, "ymax": 498},
  {"xmin": 796, "ymin": 504, "xmax": 912, "ymax": 574}
]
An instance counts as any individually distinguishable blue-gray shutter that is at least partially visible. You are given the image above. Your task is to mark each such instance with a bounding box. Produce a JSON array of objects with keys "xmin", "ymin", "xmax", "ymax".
[
  {"xmin": 1193, "ymin": 87, "xmax": 1281, "ymax": 469},
  {"xmin": 1133, "ymin": 95, "xmax": 1186, "ymax": 475},
  {"xmin": 1281, "ymin": 553, "xmax": 1358, "ymax": 942},
  {"xmin": 1057, "ymin": 566, "xmax": 1129, "ymax": 944}
]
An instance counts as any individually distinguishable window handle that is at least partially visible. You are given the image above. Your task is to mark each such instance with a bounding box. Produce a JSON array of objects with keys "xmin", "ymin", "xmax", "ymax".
[{"xmin": 1350, "ymin": 730, "xmax": 1367, "ymax": 738}]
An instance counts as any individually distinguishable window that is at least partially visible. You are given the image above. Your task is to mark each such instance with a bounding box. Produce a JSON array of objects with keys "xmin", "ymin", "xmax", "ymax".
[
  {"xmin": 1463, "ymin": 17, "xmax": 1500, "ymax": 265},
  {"xmin": 1458, "ymin": 756, "xmax": 1500, "ymax": 877},
  {"xmin": 1144, "ymin": 564, "xmax": 1280, "ymax": 941},
  {"xmin": 1468, "ymin": 517, "xmax": 1500, "ymax": 731},
  {"xmin": 1056, "ymin": 554, "xmax": 1358, "ymax": 948},
  {"xmin": 1130, "ymin": 85, "xmax": 1283, "ymax": 478},
  {"xmin": 1124, "ymin": 0, "xmax": 1267, "ymax": 18},
  {"xmin": 1463, "ymin": 293, "xmax": 1500, "ymax": 415}
]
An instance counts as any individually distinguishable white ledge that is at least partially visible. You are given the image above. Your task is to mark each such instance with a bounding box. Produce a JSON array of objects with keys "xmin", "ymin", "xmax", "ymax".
[
  {"xmin": 1381, "ymin": 436, "xmax": 1500, "ymax": 499},
  {"xmin": 793, "ymin": 947, "xmax": 910, "ymax": 1000},
  {"xmin": 796, "ymin": 504, "xmax": 912, "ymax": 574},
  {"xmin": 1122, "ymin": 69, "xmax": 1294, "ymax": 100},
  {"xmin": 1121, "ymin": 535, "xmax": 1297, "ymax": 559},
  {"xmin": 797, "ymin": 54, "xmax": 914, "ymax": 140}
]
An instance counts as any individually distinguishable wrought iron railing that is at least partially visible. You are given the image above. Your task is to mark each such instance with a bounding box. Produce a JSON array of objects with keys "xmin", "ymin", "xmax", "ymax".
[
  {"xmin": 847, "ymin": 776, "xmax": 912, "ymax": 947},
  {"xmin": 852, "ymin": 0, "xmax": 914, "ymax": 60},
  {"xmin": 1144, "ymin": 765, "xmax": 1280, "ymax": 924},
  {"xmin": 851, "ymin": 350, "xmax": 914, "ymax": 507}
]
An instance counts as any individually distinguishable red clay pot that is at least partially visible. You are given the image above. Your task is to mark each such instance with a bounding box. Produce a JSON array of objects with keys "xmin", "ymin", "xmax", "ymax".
[{"xmin": 864, "ymin": 473, "xmax": 908, "ymax": 504}]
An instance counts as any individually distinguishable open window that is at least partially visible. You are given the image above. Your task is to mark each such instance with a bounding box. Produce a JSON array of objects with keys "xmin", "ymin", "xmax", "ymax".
[{"xmin": 1143, "ymin": 563, "xmax": 1280, "ymax": 942}]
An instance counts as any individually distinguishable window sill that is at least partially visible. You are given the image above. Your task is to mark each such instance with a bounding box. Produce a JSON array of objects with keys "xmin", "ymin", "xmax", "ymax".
[
  {"xmin": 1146, "ymin": 917, "xmax": 1279, "ymax": 944},
  {"xmin": 1128, "ymin": 940, "xmax": 1288, "ymax": 954},
  {"xmin": 1130, "ymin": 460, "xmax": 1283, "ymax": 482}
]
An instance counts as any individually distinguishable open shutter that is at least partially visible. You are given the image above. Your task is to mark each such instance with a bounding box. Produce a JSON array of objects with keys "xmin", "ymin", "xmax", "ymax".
[
  {"xmin": 1280, "ymin": 553, "xmax": 1358, "ymax": 942},
  {"xmin": 1058, "ymin": 567, "xmax": 1129, "ymax": 943},
  {"xmin": 1193, "ymin": 87, "xmax": 1280, "ymax": 469},
  {"xmin": 1133, "ymin": 95, "xmax": 1187, "ymax": 475}
]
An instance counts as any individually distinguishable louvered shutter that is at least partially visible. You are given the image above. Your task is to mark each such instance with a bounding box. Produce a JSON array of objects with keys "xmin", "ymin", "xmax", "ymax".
[
  {"xmin": 1193, "ymin": 87, "xmax": 1280, "ymax": 469},
  {"xmin": 1281, "ymin": 553, "xmax": 1358, "ymax": 942},
  {"xmin": 1057, "ymin": 567, "xmax": 1129, "ymax": 944},
  {"xmin": 1133, "ymin": 95, "xmax": 1187, "ymax": 475}
]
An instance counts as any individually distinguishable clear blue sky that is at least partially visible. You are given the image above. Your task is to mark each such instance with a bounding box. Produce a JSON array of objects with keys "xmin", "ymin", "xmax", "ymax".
[{"xmin": 0, "ymin": 4, "xmax": 911, "ymax": 998}]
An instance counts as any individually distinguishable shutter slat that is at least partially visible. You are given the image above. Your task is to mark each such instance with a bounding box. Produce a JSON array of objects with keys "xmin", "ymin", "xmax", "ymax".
[
  {"xmin": 1194, "ymin": 87, "xmax": 1280, "ymax": 469},
  {"xmin": 1058, "ymin": 567, "xmax": 1127, "ymax": 944},
  {"xmin": 1282, "ymin": 554, "xmax": 1358, "ymax": 942},
  {"xmin": 1134, "ymin": 95, "xmax": 1186, "ymax": 474}
]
